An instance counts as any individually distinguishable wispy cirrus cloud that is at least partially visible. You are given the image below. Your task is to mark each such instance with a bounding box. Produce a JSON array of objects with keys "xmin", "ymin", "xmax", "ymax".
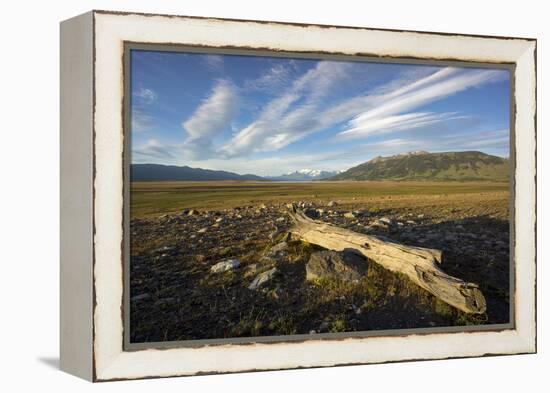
[
  {"xmin": 131, "ymin": 108, "xmax": 154, "ymax": 132},
  {"xmin": 134, "ymin": 87, "xmax": 158, "ymax": 104},
  {"xmin": 221, "ymin": 64, "xmax": 506, "ymax": 158},
  {"xmin": 132, "ymin": 138, "xmax": 180, "ymax": 161},
  {"xmin": 221, "ymin": 61, "xmax": 354, "ymax": 157},
  {"xmin": 346, "ymin": 128, "xmax": 510, "ymax": 158},
  {"xmin": 202, "ymin": 55, "xmax": 224, "ymax": 71},
  {"xmin": 182, "ymin": 79, "xmax": 239, "ymax": 159},
  {"xmin": 244, "ymin": 62, "xmax": 296, "ymax": 92},
  {"xmin": 338, "ymin": 68, "xmax": 506, "ymax": 139}
]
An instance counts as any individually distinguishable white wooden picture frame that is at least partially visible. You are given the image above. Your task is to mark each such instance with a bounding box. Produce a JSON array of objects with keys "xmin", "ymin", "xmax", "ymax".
[{"xmin": 60, "ymin": 10, "xmax": 536, "ymax": 381}]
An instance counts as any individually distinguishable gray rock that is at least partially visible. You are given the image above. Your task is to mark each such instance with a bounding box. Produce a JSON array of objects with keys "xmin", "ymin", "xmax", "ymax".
[
  {"xmin": 355, "ymin": 209, "xmax": 370, "ymax": 217},
  {"xmin": 327, "ymin": 201, "xmax": 338, "ymax": 207},
  {"xmin": 306, "ymin": 250, "xmax": 367, "ymax": 282},
  {"xmin": 197, "ymin": 227, "xmax": 208, "ymax": 234},
  {"xmin": 187, "ymin": 209, "xmax": 198, "ymax": 216},
  {"xmin": 344, "ymin": 212, "xmax": 356, "ymax": 219},
  {"xmin": 305, "ymin": 208, "xmax": 320, "ymax": 219},
  {"xmin": 248, "ymin": 267, "xmax": 278, "ymax": 290},
  {"xmin": 444, "ymin": 233, "xmax": 458, "ymax": 242},
  {"xmin": 379, "ymin": 217, "xmax": 393, "ymax": 225},
  {"xmin": 131, "ymin": 293, "xmax": 151, "ymax": 302},
  {"xmin": 368, "ymin": 220, "xmax": 391, "ymax": 232},
  {"xmin": 210, "ymin": 259, "xmax": 241, "ymax": 273}
]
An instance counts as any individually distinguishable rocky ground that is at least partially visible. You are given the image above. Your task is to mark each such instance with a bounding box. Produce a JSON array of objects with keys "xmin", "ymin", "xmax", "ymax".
[{"xmin": 129, "ymin": 196, "xmax": 510, "ymax": 343}]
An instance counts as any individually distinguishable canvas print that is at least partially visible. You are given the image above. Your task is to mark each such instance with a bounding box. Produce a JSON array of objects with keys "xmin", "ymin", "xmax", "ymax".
[{"xmin": 128, "ymin": 49, "xmax": 511, "ymax": 344}]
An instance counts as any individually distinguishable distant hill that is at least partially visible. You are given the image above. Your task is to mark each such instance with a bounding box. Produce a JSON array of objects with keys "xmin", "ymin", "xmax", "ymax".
[
  {"xmin": 328, "ymin": 151, "xmax": 509, "ymax": 181},
  {"xmin": 268, "ymin": 169, "xmax": 340, "ymax": 181},
  {"xmin": 131, "ymin": 164, "xmax": 266, "ymax": 182}
]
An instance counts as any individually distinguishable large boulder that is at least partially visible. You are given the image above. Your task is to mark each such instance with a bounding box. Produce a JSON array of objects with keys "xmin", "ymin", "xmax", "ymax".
[{"xmin": 306, "ymin": 250, "xmax": 367, "ymax": 282}]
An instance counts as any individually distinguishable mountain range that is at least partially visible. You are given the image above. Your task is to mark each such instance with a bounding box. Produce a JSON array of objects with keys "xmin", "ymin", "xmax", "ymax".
[
  {"xmin": 131, "ymin": 151, "xmax": 509, "ymax": 182},
  {"xmin": 130, "ymin": 164, "xmax": 264, "ymax": 182},
  {"xmin": 328, "ymin": 151, "xmax": 509, "ymax": 181}
]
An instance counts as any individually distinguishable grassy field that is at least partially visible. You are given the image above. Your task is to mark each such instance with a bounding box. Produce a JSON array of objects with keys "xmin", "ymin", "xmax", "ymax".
[{"xmin": 130, "ymin": 180, "xmax": 510, "ymax": 218}]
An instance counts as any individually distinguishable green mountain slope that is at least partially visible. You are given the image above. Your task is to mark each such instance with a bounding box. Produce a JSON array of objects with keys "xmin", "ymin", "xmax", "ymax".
[{"xmin": 329, "ymin": 151, "xmax": 509, "ymax": 181}]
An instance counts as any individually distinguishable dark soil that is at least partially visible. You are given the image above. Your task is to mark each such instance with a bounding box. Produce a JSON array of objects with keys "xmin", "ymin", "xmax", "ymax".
[{"xmin": 129, "ymin": 197, "xmax": 509, "ymax": 343}]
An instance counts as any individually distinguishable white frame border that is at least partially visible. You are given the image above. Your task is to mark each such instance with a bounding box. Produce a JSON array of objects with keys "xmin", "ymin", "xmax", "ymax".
[{"xmin": 92, "ymin": 11, "xmax": 536, "ymax": 381}]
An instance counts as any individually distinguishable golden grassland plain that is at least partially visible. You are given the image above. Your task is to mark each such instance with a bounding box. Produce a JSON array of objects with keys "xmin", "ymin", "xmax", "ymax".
[{"xmin": 130, "ymin": 180, "xmax": 510, "ymax": 218}]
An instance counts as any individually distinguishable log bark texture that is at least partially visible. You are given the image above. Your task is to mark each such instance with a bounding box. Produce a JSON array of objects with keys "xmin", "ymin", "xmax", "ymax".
[{"xmin": 288, "ymin": 206, "xmax": 486, "ymax": 314}]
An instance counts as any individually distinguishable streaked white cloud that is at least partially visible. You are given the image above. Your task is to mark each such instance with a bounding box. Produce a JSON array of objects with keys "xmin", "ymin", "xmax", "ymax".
[
  {"xmin": 182, "ymin": 79, "xmax": 239, "ymax": 159},
  {"xmin": 351, "ymin": 128, "xmax": 510, "ymax": 158},
  {"xmin": 133, "ymin": 139, "xmax": 180, "ymax": 161},
  {"xmin": 131, "ymin": 108, "xmax": 154, "ymax": 132},
  {"xmin": 339, "ymin": 111, "xmax": 465, "ymax": 138},
  {"xmin": 244, "ymin": 62, "xmax": 295, "ymax": 92},
  {"xmin": 221, "ymin": 61, "xmax": 353, "ymax": 157},
  {"xmin": 134, "ymin": 87, "xmax": 158, "ymax": 104},
  {"xmin": 338, "ymin": 68, "xmax": 506, "ymax": 139},
  {"xmin": 221, "ymin": 65, "xmax": 506, "ymax": 158},
  {"xmin": 202, "ymin": 55, "xmax": 224, "ymax": 71}
]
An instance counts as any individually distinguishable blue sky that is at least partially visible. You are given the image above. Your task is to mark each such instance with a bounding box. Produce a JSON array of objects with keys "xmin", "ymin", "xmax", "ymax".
[{"xmin": 131, "ymin": 50, "xmax": 510, "ymax": 176}]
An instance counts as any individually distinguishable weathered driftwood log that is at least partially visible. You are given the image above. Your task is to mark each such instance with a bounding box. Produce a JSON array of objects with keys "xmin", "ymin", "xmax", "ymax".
[{"xmin": 288, "ymin": 206, "xmax": 486, "ymax": 314}]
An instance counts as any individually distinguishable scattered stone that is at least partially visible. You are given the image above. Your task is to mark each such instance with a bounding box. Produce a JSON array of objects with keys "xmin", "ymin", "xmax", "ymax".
[
  {"xmin": 210, "ymin": 259, "xmax": 241, "ymax": 273},
  {"xmin": 344, "ymin": 212, "xmax": 356, "ymax": 219},
  {"xmin": 319, "ymin": 321, "xmax": 330, "ymax": 332},
  {"xmin": 306, "ymin": 250, "xmax": 367, "ymax": 282},
  {"xmin": 197, "ymin": 227, "xmax": 208, "ymax": 234},
  {"xmin": 188, "ymin": 209, "xmax": 198, "ymax": 216},
  {"xmin": 248, "ymin": 267, "xmax": 278, "ymax": 290},
  {"xmin": 305, "ymin": 208, "xmax": 320, "ymax": 219},
  {"xmin": 156, "ymin": 297, "xmax": 175, "ymax": 305},
  {"xmin": 309, "ymin": 330, "xmax": 317, "ymax": 334},
  {"xmin": 131, "ymin": 293, "xmax": 151, "ymax": 302},
  {"xmin": 379, "ymin": 217, "xmax": 393, "ymax": 225},
  {"xmin": 417, "ymin": 214, "xmax": 425, "ymax": 219},
  {"xmin": 327, "ymin": 201, "xmax": 338, "ymax": 207},
  {"xmin": 406, "ymin": 220, "xmax": 416, "ymax": 225},
  {"xmin": 276, "ymin": 216, "xmax": 286, "ymax": 222},
  {"xmin": 444, "ymin": 233, "xmax": 458, "ymax": 242},
  {"xmin": 215, "ymin": 217, "xmax": 223, "ymax": 223}
]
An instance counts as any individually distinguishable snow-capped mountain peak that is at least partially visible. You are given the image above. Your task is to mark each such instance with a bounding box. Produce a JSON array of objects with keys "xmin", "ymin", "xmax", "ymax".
[
  {"xmin": 288, "ymin": 168, "xmax": 323, "ymax": 177},
  {"xmin": 269, "ymin": 168, "xmax": 340, "ymax": 181}
]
